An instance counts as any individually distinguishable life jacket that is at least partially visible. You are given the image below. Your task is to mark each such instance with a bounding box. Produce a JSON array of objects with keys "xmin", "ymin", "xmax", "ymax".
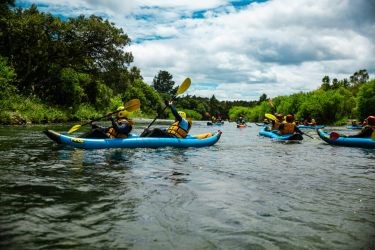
[
  {"xmin": 166, "ymin": 120, "xmax": 192, "ymax": 138},
  {"xmin": 105, "ymin": 119, "xmax": 129, "ymax": 138},
  {"xmin": 279, "ymin": 122, "xmax": 295, "ymax": 134}
]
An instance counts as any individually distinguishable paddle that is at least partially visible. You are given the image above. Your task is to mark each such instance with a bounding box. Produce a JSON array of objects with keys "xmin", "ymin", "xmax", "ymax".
[
  {"xmin": 146, "ymin": 77, "xmax": 191, "ymax": 129},
  {"xmin": 67, "ymin": 99, "xmax": 141, "ymax": 134},
  {"xmin": 265, "ymin": 113, "xmax": 277, "ymax": 121}
]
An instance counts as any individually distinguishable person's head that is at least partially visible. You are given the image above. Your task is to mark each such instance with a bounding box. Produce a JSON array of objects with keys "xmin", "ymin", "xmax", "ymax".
[
  {"xmin": 286, "ymin": 114, "xmax": 294, "ymax": 123},
  {"xmin": 178, "ymin": 111, "xmax": 186, "ymax": 119},
  {"xmin": 276, "ymin": 114, "xmax": 283, "ymax": 121},
  {"xmin": 366, "ymin": 116, "xmax": 375, "ymax": 126},
  {"xmin": 116, "ymin": 106, "xmax": 129, "ymax": 119}
]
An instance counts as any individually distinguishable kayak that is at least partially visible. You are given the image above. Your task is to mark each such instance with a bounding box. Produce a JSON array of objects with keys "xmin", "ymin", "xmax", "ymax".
[
  {"xmin": 346, "ymin": 125, "xmax": 363, "ymax": 130},
  {"xmin": 255, "ymin": 123, "xmax": 269, "ymax": 127},
  {"xmin": 44, "ymin": 129, "xmax": 222, "ymax": 149},
  {"xmin": 316, "ymin": 129, "xmax": 375, "ymax": 149},
  {"xmin": 236, "ymin": 124, "xmax": 247, "ymax": 128},
  {"xmin": 259, "ymin": 127, "xmax": 303, "ymax": 141},
  {"xmin": 298, "ymin": 125, "xmax": 325, "ymax": 129},
  {"xmin": 207, "ymin": 121, "xmax": 224, "ymax": 126}
]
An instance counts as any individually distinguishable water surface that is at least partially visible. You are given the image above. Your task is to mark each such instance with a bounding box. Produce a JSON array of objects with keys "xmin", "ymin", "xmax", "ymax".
[{"xmin": 0, "ymin": 122, "xmax": 374, "ymax": 249}]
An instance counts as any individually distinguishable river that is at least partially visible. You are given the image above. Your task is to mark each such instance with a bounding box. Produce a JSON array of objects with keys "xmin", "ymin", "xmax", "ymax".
[{"xmin": 0, "ymin": 121, "xmax": 374, "ymax": 249}]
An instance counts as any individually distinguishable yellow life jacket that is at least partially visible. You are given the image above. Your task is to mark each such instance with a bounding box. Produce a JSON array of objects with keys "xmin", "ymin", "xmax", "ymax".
[
  {"xmin": 166, "ymin": 120, "xmax": 192, "ymax": 138},
  {"xmin": 105, "ymin": 119, "xmax": 128, "ymax": 138},
  {"xmin": 279, "ymin": 122, "xmax": 295, "ymax": 134}
]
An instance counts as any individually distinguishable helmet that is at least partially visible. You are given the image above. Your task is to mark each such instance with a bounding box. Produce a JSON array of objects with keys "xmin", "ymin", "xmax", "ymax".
[
  {"xmin": 286, "ymin": 114, "xmax": 294, "ymax": 122},
  {"xmin": 276, "ymin": 114, "xmax": 283, "ymax": 121},
  {"xmin": 116, "ymin": 106, "xmax": 129, "ymax": 119},
  {"xmin": 178, "ymin": 111, "xmax": 186, "ymax": 119},
  {"xmin": 367, "ymin": 116, "xmax": 375, "ymax": 125}
]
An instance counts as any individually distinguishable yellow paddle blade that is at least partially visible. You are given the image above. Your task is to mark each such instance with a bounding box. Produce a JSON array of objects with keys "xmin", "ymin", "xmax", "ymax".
[
  {"xmin": 265, "ymin": 113, "xmax": 277, "ymax": 121},
  {"xmin": 176, "ymin": 78, "xmax": 191, "ymax": 95},
  {"xmin": 123, "ymin": 98, "xmax": 141, "ymax": 112},
  {"xmin": 67, "ymin": 124, "xmax": 82, "ymax": 134}
]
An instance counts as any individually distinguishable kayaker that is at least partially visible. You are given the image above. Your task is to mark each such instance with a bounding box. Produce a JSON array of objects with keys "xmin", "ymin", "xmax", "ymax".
[
  {"xmin": 265, "ymin": 113, "xmax": 283, "ymax": 131},
  {"xmin": 236, "ymin": 116, "xmax": 246, "ymax": 125},
  {"xmin": 346, "ymin": 116, "xmax": 375, "ymax": 138},
  {"xmin": 140, "ymin": 101, "xmax": 192, "ymax": 138},
  {"xmin": 81, "ymin": 106, "xmax": 134, "ymax": 138},
  {"xmin": 278, "ymin": 114, "xmax": 303, "ymax": 135}
]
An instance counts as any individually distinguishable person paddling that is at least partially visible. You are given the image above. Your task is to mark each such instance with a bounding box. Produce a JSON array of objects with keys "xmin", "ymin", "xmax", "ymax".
[
  {"xmin": 140, "ymin": 100, "xmax": 192, "ymax": 138},
  {"xmin": 81, "ymin": 106, "xmax": 134, "ymax": 138},
  {"xmin": 278, "ymin": 114, "xmax": 303, "ymax": 135}
]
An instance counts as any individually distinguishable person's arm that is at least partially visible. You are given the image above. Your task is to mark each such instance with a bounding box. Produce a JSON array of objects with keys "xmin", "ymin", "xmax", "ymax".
[{"xmin": 169, "ymin": 102, "xmax": 182, "ymax": 122}]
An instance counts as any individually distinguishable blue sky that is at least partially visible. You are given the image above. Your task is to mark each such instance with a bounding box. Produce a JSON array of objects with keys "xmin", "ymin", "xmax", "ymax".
[{"xmin": 17, "ymin": 0, "xmax": 375, "ymax": 101}]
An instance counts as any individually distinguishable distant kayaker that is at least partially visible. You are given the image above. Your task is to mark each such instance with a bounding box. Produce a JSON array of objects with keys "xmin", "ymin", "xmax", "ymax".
[
  {"xmin": 81, "ymin": 106, "xmax": 134, "ymax": 138},
  {"xmin": 278, "ymin": 114, "xmax": 303, "ymax": 135},
  {"xmin": 140, "ymin": 100, "xmax": 192, "ymax": 138},
  {"xmin": 236, "ymin": 116, "xmax": 246, "ymax": 125},
  {"xmin": 347, "ymin": 116, "xmax": 375, "ymax": 138}
]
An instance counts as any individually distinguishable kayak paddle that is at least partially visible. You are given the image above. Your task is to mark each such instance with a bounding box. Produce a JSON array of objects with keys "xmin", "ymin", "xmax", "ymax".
[
  {"xmin": 265, "ymin": 113, "xmax": 277, "ymax": 121},
  {"xmin": 146, "ymin": 77, "xmax": 191, "ymax": 129},
  {"xmin": 67, "ymin": 98, "xmax": 141, "ymax": 134}
]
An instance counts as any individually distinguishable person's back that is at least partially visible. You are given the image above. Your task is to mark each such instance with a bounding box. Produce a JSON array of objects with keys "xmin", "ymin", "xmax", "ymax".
[{"xmin": 278, "ymin": 114, "xmax": 301, "ymax": 135}]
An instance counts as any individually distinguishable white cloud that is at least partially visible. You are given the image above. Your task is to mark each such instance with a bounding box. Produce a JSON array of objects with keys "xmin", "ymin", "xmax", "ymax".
[{"xmin": 18, "ymin": 0, "xmax": 375, "ymax": 101}]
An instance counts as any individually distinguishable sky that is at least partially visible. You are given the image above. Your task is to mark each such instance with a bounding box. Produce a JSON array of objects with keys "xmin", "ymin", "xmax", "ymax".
[{"xmin": 17, "ymin": 0, "xmax": 375, "ymax": 101}]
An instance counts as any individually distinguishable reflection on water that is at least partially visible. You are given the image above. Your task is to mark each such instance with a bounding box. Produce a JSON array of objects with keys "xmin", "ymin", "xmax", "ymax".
[{"xmin": 0, "ymin": 123, "xmax": 374, "ymax": 249}]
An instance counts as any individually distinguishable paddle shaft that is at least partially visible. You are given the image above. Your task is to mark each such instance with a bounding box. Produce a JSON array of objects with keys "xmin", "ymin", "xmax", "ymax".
[{"xmin": 147, "ymin": 105, "xmax": 169, "ymax": 129}]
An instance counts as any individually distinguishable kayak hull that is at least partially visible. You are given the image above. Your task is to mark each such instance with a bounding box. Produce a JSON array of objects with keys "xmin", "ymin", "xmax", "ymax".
[
  {"xmin": 317, "ymin": 129, "xmax": 375, "ymax": 149},
  {"xmin": 259, "ymin": 128, "xmax": 303, "ymax": 141},
  {"xmin": 346, "ymin": 125, "xmax": 363, "ymax": 130},
  {"xmin": 298, "ymin": 125, "xmax": 325, "ymax": 129},
  {"xmin": 44, "ymin": 130, "xmax": 222, "ymax": 149},
  {"xmin": 207, "ymin": 121, "xmax": 224, "ymax": 126}
]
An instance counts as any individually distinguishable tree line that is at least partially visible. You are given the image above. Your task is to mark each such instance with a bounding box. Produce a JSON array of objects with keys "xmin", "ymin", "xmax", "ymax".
[{"xmin": 0, "ymin": 1, "xmax": 373, "ymax": 125}]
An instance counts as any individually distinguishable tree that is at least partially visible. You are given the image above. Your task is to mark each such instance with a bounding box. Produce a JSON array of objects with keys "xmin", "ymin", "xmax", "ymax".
[
  {"xmin": 356, "ymin": 80, "xmax": 375, "ymax": 121},
  {"xmin": 152, "ymin": 70, "xmax": 175, "ymax": 95},
  {"xmin": 320, "ymin": 75, "xmax": 330, "ymax": 91},
  {"xmin": 258, "ymin": 93, "xmax": 267, "ymax": 104}
]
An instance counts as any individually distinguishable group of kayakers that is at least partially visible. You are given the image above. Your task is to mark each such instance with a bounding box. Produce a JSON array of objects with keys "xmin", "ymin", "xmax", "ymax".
[
  {"xmin": 79, "ymin": 97, "xmax": 375, "ymax": 141},
  {"xmin": 262, "ymin": 112, "xmax": 375, "ymax": 139},
  {"xmin": 83, "ymin": 100, "xmax": 192, "ymax": 139},
  {"xmin": 264, "ymin": 113, "xmax": 304, "ymax": 136}
]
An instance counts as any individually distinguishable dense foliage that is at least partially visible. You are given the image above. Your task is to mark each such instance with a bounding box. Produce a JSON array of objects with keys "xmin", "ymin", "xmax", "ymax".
[{"xmin": 0, "ymin": 1, "xmax": 373, "ymax": 125}]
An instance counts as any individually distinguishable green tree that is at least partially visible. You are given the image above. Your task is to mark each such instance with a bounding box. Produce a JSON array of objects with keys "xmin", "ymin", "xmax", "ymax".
[
  {"xmin": 0, "ymin": 56, "xmax": 17, "ymax": 105},
  {"xmin": 356, "ymin": 80, "xmax": 375, "ymax": 121},
  {"xmin": 320, "ymin": 75, "xmax": 330, "ymax": 91},
  {"xmin": 152, "ymin": 70, "xmax": 175, "ymax": 95}
]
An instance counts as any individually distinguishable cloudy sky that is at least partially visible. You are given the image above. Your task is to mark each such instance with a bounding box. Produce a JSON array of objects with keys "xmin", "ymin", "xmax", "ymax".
[{"xmin": 17, "ymin": 0, "xmax": 375, "ymax": 101}]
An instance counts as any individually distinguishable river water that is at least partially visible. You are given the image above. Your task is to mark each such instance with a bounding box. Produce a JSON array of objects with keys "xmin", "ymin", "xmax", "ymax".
[{"xmin": 0, "ymin": 121, "xmax": 374, "ymax": 249}]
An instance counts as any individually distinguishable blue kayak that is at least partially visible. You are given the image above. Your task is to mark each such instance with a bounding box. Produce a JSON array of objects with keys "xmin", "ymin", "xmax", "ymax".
[
  {"xmin": 298, "ymin": 125, "xmax": 325, "ymax": 129},
  {"xmin": 317, "ymin": 129, "xmax": 375, "ymax": 149},
  {"xmin": 44, "ymin": 129, "xmax": 222, "ymax": 149},
  {"xmin": 346, "ymin": 125, "xmax": 363, "ymax": 130},
  {"xmin": 259, "ymin": 128, "xmax": 303, "ymax": 141},
  {"xmin": 207, "ymin": 121, "xmax": 224, "ymax": 126}
]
